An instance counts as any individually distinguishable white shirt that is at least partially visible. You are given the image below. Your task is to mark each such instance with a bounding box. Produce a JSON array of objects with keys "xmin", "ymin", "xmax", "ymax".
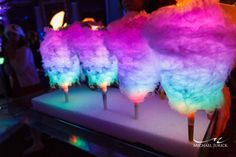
[{"xmin": 10, "ymin": 46, "xmax": 40, "ymax": 87}]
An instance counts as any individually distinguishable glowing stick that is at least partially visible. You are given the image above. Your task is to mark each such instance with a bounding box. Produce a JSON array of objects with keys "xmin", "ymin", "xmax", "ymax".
[
  {"xmin": 188, "ymin": 113, "xmax": 195, "ymax": 142},
  {"xmin": 62, "ymin": 83, "xmax": 69, "ymax": 102},
  {"xmin": 101, "ymin": 82, "xmax": 108, "ymax": 110},
  {"xmin": 0, "ymin": 57, "xmax": 4, "ymax": 65},
  {"xmin": 134, "ymin": 103, "xmax": 139, "ymax": 120}
]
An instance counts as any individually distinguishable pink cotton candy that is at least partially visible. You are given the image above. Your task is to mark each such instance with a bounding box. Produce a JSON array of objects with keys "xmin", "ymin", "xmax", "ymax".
[
  {"xmin": 143, "ymin": 1, "xmax": 236, "ymax": 114},
  {"xmin": 105, "ymin": 11, "xmax": 160, "ymax": 104},
  {"xmin": 65, "ymin": 23, "xmax": 118, "ymax": 88},
  {"xmin": 40, "ymin": 28, "xmax": 80, "ymax": 87}
]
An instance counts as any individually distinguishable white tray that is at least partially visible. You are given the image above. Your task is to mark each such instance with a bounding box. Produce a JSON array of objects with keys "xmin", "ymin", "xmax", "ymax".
[{"xmin": 32, "ymin": 86, "xmax": 210, "ymax": 157}]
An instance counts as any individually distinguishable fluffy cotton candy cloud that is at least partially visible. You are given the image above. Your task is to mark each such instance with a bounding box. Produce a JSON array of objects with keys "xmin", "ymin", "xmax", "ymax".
[
  {"xmin": 40, "ymin": 28, "xmax": 80, "ymax": 87},
  {"xmin": 65, "ymin": 23, "xmax": 118, "ymax": 90},
  {"xmin": 105, "ymin": 11, "xmax": 160, "ymax": 104},
  {"xmin": 143, "ymin": 0, "xmax": 236, "ymax": 114}
]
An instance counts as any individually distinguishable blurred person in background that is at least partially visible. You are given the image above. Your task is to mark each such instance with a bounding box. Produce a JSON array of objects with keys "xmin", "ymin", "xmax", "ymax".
[
  {"xmin": 4, "ymin": 24, "xmax": 41, "ymax": 101},
  {"xmin": 27, "ymin": 31, "xmax": 42, "ymax": 70}
]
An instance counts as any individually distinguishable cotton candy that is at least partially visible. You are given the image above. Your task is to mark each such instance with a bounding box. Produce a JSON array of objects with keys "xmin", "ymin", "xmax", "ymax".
[
  {"xmin": 143, "ymin": 0, "xmax": 236, "ymax": 114},
  {"xmin": 66, "ymin": 23, "xmax": 118, "ymax": 90},
  {"xmin": 105, "ymin": 12, "xmax": 160, "ymax": 104},
  {"xmin": 40, "ymin": 28, "xmax": 80, "ymax": 88}
]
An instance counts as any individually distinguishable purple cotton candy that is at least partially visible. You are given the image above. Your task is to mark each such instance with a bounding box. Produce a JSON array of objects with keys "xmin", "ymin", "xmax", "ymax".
[
  {"xmin": 105, "ymin": 11, "xmax": 160, "ymax": 104},
  {"xmin": 143, "ymin": 1, "xmax": 236, "ymax": 114},
  {"xmin": 40, "ymin": 28, "xmax": 80, "ymax": 87},
  {"xmin": 65, "ymin": 23, "xmax": 118, "ymax": 89}
]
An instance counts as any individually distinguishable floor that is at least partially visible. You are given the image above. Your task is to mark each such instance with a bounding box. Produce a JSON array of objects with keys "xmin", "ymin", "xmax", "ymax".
[{"xmin": 0, "ymin": 96, "xmax": 95, "ymax": 157}]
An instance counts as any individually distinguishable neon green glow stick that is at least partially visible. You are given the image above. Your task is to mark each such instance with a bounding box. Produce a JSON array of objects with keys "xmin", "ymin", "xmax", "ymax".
[{"xmin": 0, "ymin": 57, "xmax": 4, "ymax": 65}]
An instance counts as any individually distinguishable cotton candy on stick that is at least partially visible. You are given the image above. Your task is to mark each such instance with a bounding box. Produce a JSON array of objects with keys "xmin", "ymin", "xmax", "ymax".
[
  {"xmin": 66, "ymin": 23, "xmax": 118, "ymax": 109},
  {"xmin": 80, "ymin": 29, "xmax": 118, "ymax": 110},
  {"xmin": 40, "ymin": 11, "xmax": 80, "ymax": 102},
  {"xmin": 40, "ymin": 28, "xmax": 80, "ymax": 102},
  {"xmin": 143, "ymin": 0, "xmax": 236, "ymax": 141},
  {"xmin": 105, "ymin": 12, "xmax": 160, "ymax": 119}
]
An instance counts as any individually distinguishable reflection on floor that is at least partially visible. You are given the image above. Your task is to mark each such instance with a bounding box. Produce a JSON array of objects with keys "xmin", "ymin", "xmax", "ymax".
[{"xmin": 0, "ymin": 125, "xmax": 95, "ymax": 157}]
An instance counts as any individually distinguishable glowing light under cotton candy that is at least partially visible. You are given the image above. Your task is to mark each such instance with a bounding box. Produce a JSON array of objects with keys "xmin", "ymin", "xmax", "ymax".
[
  {"xmin": 105, "ymin": 11, "xmax": 160, "ymax": 104},
  {"xmin": 40, "ymin": 28, "xmax": 80, "ymax": 88},
  {"xmin": 143, "ymin": 0, "xmax": 236, "ymax": 114},
  {"xmin": 66, "ymin": 23, "xmax": 118, "ymax": 90}
]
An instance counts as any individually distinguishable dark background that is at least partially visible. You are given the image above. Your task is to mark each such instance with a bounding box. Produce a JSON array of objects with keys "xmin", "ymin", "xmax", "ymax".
[{"xmin": 4, "ymin": 0, "xmax": 236, "ymax": 33}]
